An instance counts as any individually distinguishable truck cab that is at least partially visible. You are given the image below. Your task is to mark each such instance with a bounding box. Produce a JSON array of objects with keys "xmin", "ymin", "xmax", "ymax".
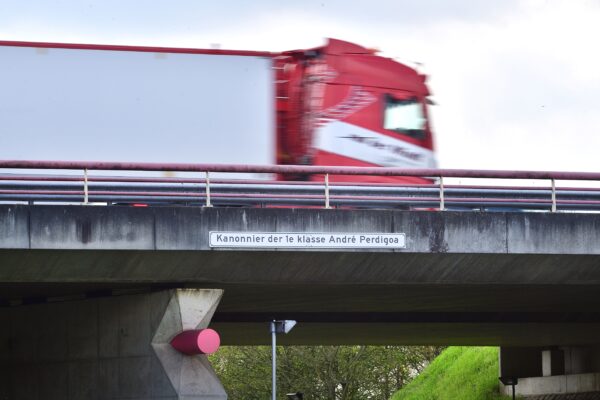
[{"xmin": 275, "ymin": 39, "xmax": 436, "ymax": 183}]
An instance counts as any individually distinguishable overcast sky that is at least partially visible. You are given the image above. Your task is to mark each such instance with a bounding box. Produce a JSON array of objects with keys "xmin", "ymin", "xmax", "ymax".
[{"xmin": 1, "ymin": 0, "xmax": 599, "ymax": 172}]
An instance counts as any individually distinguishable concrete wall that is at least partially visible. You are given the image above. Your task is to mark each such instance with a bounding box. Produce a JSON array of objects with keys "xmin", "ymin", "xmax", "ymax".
[{"xmin": 500, "ymin": 373, "xmax": 600, "ymax": 398}]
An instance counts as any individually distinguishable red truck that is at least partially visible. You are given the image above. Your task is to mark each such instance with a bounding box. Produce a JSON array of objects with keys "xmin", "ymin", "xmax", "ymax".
[{"xmin": 0, "ymin": 38, "xmax": 435, "ymax": 183}]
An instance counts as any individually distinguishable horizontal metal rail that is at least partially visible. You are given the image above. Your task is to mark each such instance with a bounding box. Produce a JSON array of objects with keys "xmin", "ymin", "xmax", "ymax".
[
  {"xmin": 2, "ymin": 160, "xmax": 600, "ymax": 212},
  {"xmin": 3, "ymin": 160, "xmax": 600, "ymax": 180},
  {"xmin": 3, "ymin": 182, "xmax": 600, "ymax": 201}
]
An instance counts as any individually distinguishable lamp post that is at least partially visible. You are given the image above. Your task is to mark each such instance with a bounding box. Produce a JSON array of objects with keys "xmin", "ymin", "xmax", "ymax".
[
  {"xmin": 499, "ymin": 376, "xmax": 519, "ymax": 400},
  {"xmin": 271, "ymin": 320, "xmax": 297, "ymax": 400}
]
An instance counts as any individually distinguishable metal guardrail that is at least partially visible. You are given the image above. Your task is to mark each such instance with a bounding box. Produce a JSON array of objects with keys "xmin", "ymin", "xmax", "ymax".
[{"xmin": 2, "ymin": 160, "xmax": 600, "ymax": 211}]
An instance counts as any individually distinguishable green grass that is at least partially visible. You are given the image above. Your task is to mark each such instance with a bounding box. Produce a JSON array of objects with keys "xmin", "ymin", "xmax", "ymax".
[{"xmin": 391, "ymin": 347, "xmax": 514, "ymax": 400}]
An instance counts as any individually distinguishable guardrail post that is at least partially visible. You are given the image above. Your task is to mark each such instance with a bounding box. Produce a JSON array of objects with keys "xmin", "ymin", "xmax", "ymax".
[
  {"xmin": 83, "ymin": 168, "xmax": 89, "ymax": 205},
  {"xmin": 324, "ymin": 173, "xmax": 331, "ymax": 209},
  {"xmin": 205, "ymin": 171, "xmax": 212, "ymax": 207},
  {"xmin": 551, "ymin": 178, "xmax": 557, "ymax": 212},
  {"xmin": 439, "ymin": 176, "xmax": 445, "ymax": 211}
]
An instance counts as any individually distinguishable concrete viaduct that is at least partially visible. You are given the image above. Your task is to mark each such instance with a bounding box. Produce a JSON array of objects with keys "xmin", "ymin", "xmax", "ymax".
[{"xmin": 2, "ymin": 204, "xmax": 600, "ymax": 398}]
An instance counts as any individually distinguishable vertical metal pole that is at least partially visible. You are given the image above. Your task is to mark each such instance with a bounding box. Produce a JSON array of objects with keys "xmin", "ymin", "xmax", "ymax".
[
  {"xmin": 205, "ymin": 171, "xmax": 212, "ymax": 207},
  {"xmin": 511, "ymin": 384, "xmax": 515, "ymax": 400},
  {"xmin": 271, "ymin": 321, "xmax": 277, "ymax": 400},
  {"xmin": 83, "ymin": 168, "xmax": 89, "ymax": 205},
  {"xmin": 551, "ymin": 178, "xmax": 557, "ymax": 212},
  {"xmin": 325, "ymin": 173, "xmax": 331, "ymax": 209},
  {"xmin": 439, "ymin": 176, "xmax": 445, "ymax": 211}
]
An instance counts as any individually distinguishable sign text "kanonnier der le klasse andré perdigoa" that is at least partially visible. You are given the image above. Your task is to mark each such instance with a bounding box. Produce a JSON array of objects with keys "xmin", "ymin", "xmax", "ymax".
[{"xmin": 209, "ymin": 232, "xmax": 406, "ymax": 249}]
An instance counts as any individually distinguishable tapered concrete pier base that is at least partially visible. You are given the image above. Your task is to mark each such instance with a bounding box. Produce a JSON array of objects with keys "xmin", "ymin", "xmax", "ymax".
[{"xmin": 0, "ymin": 288, "xmax": 226, "ymax": 399}]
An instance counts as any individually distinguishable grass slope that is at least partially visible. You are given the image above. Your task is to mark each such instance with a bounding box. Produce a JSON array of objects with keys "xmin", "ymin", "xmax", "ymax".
[{"xmin": 392, "ymin": 347, "xmax": 513, "ymax": 400}]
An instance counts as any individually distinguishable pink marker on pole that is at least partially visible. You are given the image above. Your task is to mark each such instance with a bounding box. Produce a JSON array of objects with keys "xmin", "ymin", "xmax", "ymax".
[{"xmin": 170, "ymin": 329, "xmax": 220, "ymax": 355}]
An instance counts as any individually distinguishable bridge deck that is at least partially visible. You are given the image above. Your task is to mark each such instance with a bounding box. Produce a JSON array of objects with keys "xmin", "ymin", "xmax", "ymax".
[{"xmin": 2, "ymin": 205, "xmax": 600, "ymax": 345}]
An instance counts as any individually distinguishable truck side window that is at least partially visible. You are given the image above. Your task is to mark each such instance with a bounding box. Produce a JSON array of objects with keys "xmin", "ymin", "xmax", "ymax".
[{"xmin": 383, "ymin": 95, "xmax": 426, "ymax": 140}]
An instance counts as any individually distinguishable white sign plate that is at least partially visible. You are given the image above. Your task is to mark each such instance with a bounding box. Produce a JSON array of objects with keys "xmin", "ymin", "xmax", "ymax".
[{"xmin": 209, "ymin": 232, "xmax": 406, "ymax": 249}]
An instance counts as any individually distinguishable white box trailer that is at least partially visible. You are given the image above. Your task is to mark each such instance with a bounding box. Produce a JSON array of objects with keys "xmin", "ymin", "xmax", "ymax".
[{"xmin": 0, "ymin": 43, "xmax": 275, "ymax": 173}]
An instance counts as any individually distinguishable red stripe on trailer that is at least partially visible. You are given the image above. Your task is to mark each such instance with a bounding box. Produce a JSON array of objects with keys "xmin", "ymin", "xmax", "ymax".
[{"xmin": 0, "ymin": 40, "xmax": 275, "ymax": 57}]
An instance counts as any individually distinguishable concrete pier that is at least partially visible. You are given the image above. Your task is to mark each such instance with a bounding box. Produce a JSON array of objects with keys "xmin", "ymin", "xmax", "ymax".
[{"xmin": 0, "ymin": 289, "xmax": 226, "ymax": 399}]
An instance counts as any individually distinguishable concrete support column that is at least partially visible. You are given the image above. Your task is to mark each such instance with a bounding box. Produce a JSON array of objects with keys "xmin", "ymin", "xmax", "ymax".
[
  {"xmin": 542, "ymin": 349, "xmax": 565, "ymax": 377},
  {"xmin": 0, "ymin": 288, "xmax": 226, "ymax": 400}
]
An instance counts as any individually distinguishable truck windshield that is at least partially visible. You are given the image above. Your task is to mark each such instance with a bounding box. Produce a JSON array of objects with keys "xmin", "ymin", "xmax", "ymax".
[{"xmin": 383, "ymin": 95, "xmax": 426, "ymax": 139}]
